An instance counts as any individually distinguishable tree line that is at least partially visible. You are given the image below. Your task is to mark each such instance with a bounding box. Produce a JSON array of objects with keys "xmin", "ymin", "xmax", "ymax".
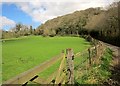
[
  {"xmin": 1, "ymin": 1, "xmax": 120, "ymax": 46},
  {"xmin": 1, "ymin": 23, "xmax": 40, "ymax": 39},
  {"xmin": 36, "ymin": 1, "xmax": 120, "ymax": 46}
]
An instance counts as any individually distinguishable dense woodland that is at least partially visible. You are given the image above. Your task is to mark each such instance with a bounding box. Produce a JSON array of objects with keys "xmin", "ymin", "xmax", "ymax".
[{"xmin": 1, "ymin": 1, "xmax": 120, "ymax": 46}]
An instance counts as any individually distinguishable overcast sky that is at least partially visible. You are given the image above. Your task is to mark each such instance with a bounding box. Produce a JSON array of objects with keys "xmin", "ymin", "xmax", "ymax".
[{"xmin": 0, "ymin": 0, "xmax": 117, "ymax": 30}]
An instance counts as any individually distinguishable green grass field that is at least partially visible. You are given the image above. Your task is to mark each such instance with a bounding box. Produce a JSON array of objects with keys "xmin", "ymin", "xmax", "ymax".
[{"xmin": 2, "ymin": 36, "xmax": 91, "ymax": 81}]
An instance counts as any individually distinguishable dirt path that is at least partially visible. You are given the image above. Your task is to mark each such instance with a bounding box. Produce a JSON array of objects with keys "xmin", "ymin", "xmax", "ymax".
[{"xmin": 103, "ymin": 43, "xmax": 120, "ymax": 86}]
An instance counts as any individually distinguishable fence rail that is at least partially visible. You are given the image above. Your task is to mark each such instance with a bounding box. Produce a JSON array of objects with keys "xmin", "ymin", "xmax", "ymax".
[
  {"xmin": 2, "ymin": 41, "xmax": 105, "ymax": 85},
  {"xmin": 2, "ymin": 52, "xmax": 64, "ymax": 85}
]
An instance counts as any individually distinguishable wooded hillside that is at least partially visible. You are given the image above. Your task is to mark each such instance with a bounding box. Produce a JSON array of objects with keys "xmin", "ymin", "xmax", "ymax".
[
  {"xmin": 1, "ymin": 1, "xmax": 119, "ymax": 46},
  {"xmin": 36, "ymin": 1, "xmax": 119, "ymax": 46}
]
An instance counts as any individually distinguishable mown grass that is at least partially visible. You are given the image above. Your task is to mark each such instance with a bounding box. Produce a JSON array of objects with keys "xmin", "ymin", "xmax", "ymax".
[{"xmin": 2, "ymin": 36, "xmax": 90, "ymax": 82}]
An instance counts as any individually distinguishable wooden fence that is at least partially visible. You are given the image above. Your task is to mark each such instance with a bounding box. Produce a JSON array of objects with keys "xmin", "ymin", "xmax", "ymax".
[{"xmin": 2, "ymin": 41, "xmax": 105, "ymax": 86}]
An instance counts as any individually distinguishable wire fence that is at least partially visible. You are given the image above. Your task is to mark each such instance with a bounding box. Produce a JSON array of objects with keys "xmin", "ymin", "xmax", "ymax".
[{"xmin": 2, "ymin": 41, "xmax": 105, "ymax": 86}]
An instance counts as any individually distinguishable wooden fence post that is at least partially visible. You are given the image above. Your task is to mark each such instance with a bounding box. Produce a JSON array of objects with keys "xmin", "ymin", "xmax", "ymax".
[
  {"xmin": 88, "ymin": 48, "xmax": 91, "ymax": 66},
  {"xmin": 95, "ymin": 44, "xmax": 98, "ymax": 57},
  {"xmin": 66, "ymin": 48, "xmax": 74, "ymax": 84},
  {"xmin": 100, "ymin": 42, "xmax": 103, "ymax": 55}
]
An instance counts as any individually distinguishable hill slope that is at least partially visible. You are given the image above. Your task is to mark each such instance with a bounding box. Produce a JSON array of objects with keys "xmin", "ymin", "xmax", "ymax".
[
  {"xmin": 36, "ymin": 1, "xmax": 120, "ymax": 46},
  {"xmin": 36, "ymin": 7, "xmax": 104, "ymax": 36}
]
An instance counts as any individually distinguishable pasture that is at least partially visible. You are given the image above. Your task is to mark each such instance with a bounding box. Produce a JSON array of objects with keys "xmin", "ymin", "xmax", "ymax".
[{"xmin": 2, "ymin": 36, "xmax": 90, "ymax": 81}]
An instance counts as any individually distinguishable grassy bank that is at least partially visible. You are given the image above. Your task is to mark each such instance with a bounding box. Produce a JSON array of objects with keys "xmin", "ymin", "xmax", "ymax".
[{"xmin": 75, "ymin": 48, "xmax": 113, "ymax": 84}]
